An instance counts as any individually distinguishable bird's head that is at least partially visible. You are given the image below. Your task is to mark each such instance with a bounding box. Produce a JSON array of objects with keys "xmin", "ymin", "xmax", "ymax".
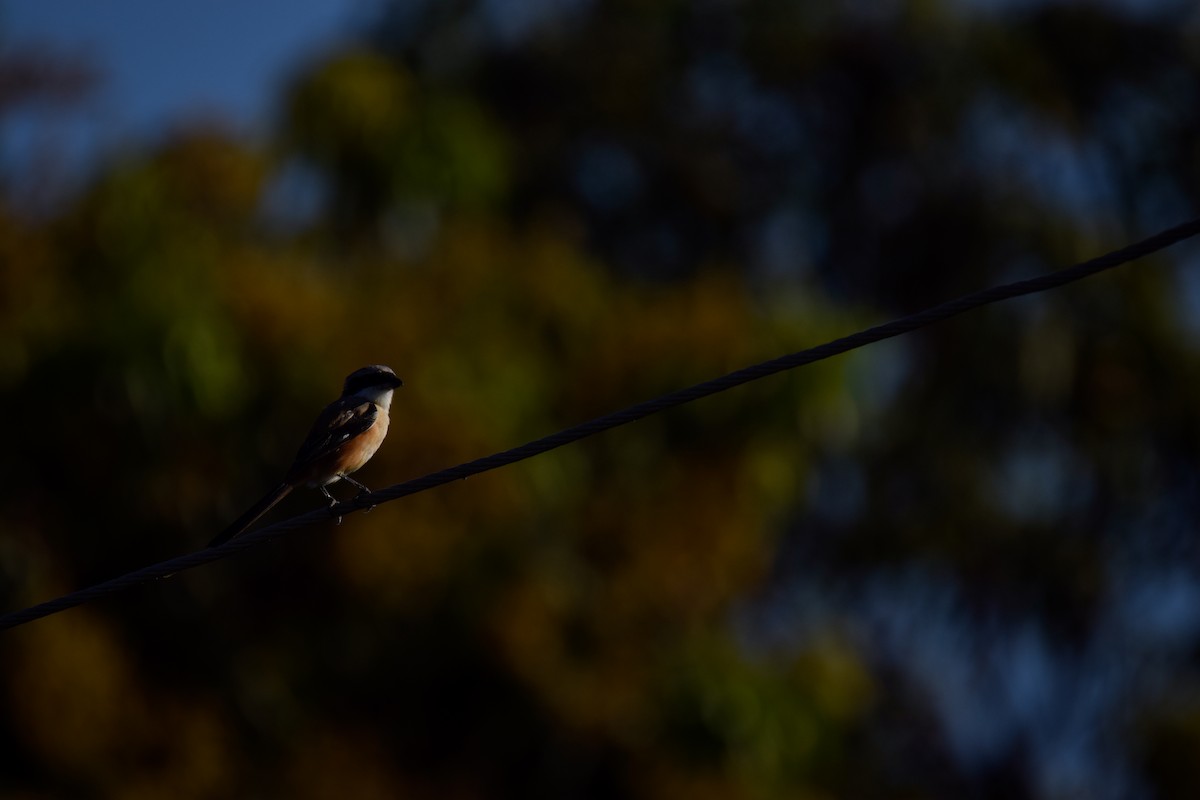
[{"xmin": 342, "ymin": 364, "xmax": 404, "ymax": 405}]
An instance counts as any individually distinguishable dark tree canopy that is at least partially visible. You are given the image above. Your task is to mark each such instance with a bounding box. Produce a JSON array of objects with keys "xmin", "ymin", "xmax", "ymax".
[{"xmin": 2, "ymin": 2, "xmax": 1200, "ymax": 798}]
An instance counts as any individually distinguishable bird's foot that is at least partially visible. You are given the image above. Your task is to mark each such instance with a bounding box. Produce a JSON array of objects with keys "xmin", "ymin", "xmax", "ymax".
[
  {"xmin": 321, "ymin": 487, "xmax": 343, "ymax": 525},
  {"xmin": 336, "ymin": 476, "xmax": 375, "ymax": 514}
]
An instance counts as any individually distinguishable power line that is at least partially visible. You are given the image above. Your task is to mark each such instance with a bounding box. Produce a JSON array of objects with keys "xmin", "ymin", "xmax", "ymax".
[{"xmin": 4, "ymin": 217, "xmax": 1200, "ymax": 632}]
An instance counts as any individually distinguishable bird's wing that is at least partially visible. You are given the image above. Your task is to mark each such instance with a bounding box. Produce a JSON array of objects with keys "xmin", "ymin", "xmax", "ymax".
[{"xmin": 287, "ymin": 397, "xmax": 379, "ymax": 473}]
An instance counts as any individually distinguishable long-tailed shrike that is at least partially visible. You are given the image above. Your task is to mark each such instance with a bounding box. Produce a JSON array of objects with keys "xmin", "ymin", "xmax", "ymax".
[{"xmin": 209, "ymin": 364, "xmax": 404, "ymax": 547}]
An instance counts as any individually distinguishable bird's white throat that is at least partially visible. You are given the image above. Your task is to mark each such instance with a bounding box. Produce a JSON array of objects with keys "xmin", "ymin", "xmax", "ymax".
[{"xmin": 355, "ymin": 386, "xmax": 396, "ymax": 410}]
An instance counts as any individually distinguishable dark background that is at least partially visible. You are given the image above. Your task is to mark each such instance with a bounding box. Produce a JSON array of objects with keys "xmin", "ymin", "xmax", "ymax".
[{"xmin": 3, "ymin": 1, "xmax": 1200, "ymax": 797}]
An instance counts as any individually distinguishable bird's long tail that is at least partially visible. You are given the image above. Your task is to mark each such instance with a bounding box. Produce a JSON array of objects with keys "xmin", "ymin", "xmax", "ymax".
[{"xmin": 209, "ymin": 483, "xmax": 293, "ymax": 547}]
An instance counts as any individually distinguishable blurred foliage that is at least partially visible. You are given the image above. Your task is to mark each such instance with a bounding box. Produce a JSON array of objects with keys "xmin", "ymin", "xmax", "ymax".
[{"xmin": 2, "ymin": 1, "xmax": 1200, "ymax": 798}]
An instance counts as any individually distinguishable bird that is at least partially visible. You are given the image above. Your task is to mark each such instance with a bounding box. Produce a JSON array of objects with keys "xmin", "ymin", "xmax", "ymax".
[{"xmin": 209, "ymin": 364, "xmax": 404, "ymax": 547}]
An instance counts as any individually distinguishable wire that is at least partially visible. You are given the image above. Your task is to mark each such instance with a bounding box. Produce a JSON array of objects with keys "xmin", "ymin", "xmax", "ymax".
[{"xmin": 4, "ymin": 217, "xmax": 1200, "ymax": 632}]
